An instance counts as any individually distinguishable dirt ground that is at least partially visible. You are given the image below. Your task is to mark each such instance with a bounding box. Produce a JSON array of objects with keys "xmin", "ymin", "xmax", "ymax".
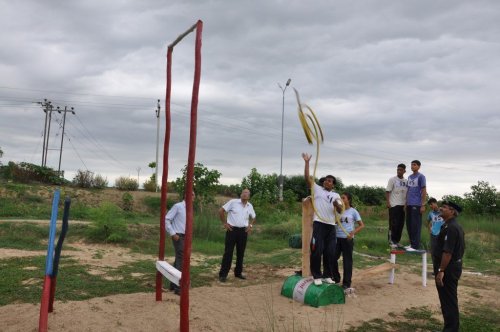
[{"xmin": 1, "ymin": 243, "xmax": 499, "ymax": 332}]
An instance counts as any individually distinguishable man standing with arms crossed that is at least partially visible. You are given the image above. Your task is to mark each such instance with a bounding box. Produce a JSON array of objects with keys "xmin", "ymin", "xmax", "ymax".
[
  {"xmin": 434, "ymin": 201, "xmax": 465, "ymax": 332},
  {"xmin": 385, "ymin": 163, "xmax": 408, "ymax": 248},
  {"xmin": 405, "ymin": 160, "xmax": 427, "ymax": 251},
  {"xmin": 218, "ymin": 189, "xmax": 256, "ymax": 282}
]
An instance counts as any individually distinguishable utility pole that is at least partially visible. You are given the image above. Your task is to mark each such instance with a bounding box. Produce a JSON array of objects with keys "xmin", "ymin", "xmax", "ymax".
[
  {"xmin": 278, "ymin": 78, "xmax": 292, "ymax": 202},
  {"xmin": 136, "ymin": 167, "xmax": 141, "ymax": 187},
  {"xmin": 57, "ymin": 106, "xmax": 75, "ymax": 174},
  {"xmin": 38, "ymin": 99, "xmax": 53, "ymax": 167},
  {"xmin": 155, "ymin": 99, "xmax": 160, "ymax": 192}
]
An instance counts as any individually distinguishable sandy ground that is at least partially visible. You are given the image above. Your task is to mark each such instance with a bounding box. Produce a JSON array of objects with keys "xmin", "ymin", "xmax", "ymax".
[{"xmin": 1, "ymin": 244, "xmax": 499, "ymax": 332}]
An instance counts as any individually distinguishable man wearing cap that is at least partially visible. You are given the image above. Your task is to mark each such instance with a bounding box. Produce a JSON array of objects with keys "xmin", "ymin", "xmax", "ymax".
[
  {"xmin": 405, "ymin": 160, "xmax": 427, "ymax": 251},
  {"xmin": 434, "ymin": 201, "xmax": 465, "ymax": 332}
]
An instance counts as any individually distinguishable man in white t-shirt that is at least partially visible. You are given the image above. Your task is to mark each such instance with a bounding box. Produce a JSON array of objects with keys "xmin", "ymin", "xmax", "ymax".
[
  {"xmin": 218, "ymin": 188, "xmax": 256, "ymax": 282},
  {"xmin": 385, "ymin": 163, "xmax": 408, "ymax": 248},
  {"xmin": 302, "ymin": 153, "xmax": 342, "ymax": 286}
]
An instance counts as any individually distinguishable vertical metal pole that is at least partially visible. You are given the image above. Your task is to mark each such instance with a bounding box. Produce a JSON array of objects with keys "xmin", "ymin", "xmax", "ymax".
[
  {"xmin": 422, "ymin": 252, "xmax": 427, "ymax": 287},
  {"xmin": 44, "ymin": 105, "xmax": 53, "ymax": 167},
  {"xmin": 278, "ymin": 78, "xmax": 291, "ymax": 202},
  {"xmin": 389, "ymin": 253, "xmax": 396, "ymax": 284},
  {"xmin": 155, "ymin": 99, "xmax": 160, "ymax": 193},
  {"xmin": 41, "ymin": 100, "xmax": 49, "ymax": 166},
  {"xmin": 58, "ymin": 107, "xmax": 67, "ymax": 174},
  {"xmin": 279, "ymin": 90, "xmax": 285, "ymax": 202}
]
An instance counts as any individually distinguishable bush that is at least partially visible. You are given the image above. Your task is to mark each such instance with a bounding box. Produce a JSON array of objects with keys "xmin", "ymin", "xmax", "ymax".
[
  {"xmin": 143, "ymin": 177, "xmax": 157, "ymax": 192},
  {"xmin": 122, "ymin": 192, "xmax": 134, "ymax": 211},
  {"xmin": 7, "ymin": 162, "xmax": 66, "ymax": 185},
  {"xmin": 72, "ymin": 169, "xmax": 94, "ymax": 188},
  {"xmin": 115, "ymin": 177, "xmax": 139, "ymax": 191},
  {"xmin": 93, "ymin": 174, "xmax": 108, "ymax": 189},
  {"xmin": 86, "ymin": 202, "xmax": 129, "ymax": 243}
]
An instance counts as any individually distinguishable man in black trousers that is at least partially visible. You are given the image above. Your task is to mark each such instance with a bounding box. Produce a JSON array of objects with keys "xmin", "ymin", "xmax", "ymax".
[
  {"xmin": 433, "ymin": 201, "xmax": 465, "ymax": 332},
  {"xmin": 218, "ymin": 189, "xmax": 256, "ymax": 282}
]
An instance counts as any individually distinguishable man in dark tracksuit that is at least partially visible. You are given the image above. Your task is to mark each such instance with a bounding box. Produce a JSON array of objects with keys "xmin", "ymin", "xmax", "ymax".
[{"xmin": 433, "ymin": 201, "xmax": 465, "ymax": 332}]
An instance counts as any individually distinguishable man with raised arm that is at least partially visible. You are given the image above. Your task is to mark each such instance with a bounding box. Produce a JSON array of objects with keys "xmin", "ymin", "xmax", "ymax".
[{"xmin": 302, "ymin": 153, "xmax": 342, "ymax": 286}]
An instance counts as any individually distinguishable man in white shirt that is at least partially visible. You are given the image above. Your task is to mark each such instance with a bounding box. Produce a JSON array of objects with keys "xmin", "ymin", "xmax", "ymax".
[
  {"xmin": 385, "ymin": 164, "xmax": 408, "ymax": 248},
  {"xmin": 302, "ymin": 153, "xmax": 342, "ymax": 286},
  {"xmin": 218, "ymin": 189, "xmax": 256, "ymax": 282},
  {"xmin": 165, "ymin": 192, "xmax": 195, "ymax": 295}
]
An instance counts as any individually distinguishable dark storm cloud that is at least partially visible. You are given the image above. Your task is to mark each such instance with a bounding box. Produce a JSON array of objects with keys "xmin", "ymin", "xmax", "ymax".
[{"xmin": 1, "ymin": 0, "xmax": 500, "ymax": 198}]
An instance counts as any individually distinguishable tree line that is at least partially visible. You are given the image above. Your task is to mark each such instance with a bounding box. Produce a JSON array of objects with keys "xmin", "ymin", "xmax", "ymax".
[{"xmin": 0, "ymin": 151, "xmax": 498, "ymax": 215}]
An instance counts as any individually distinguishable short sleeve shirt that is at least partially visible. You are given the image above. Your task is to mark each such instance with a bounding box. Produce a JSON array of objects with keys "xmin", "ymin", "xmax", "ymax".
[
  {"xmin": 428, "ymin": 210, "xmax": 444, "ymax": 236},
  {"xmin": 222, "ymin": 199, "xmax": 256, "ymax": 227},
  {"xmin": 406, "ymin": 172, "xmax": 426, "ymax": 206},
  {"xmin": 386, "ymin": 176, "xmax": 408, "ymax": 207},
  {"xmin": 336, "ymin": 207, "xmax": 362, "ymax": 238},
  {"xmin": 312, "ymin": 183, "xmax": 340, "ymax": 225}
]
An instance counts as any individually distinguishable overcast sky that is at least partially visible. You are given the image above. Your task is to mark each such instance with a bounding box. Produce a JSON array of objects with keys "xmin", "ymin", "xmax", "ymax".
[{"xmin": 1, "ymin": 0, "xmax": 499, "ymax": 199}]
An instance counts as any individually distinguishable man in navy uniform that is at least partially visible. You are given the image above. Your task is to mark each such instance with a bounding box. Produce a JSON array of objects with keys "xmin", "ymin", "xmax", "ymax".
[{"xmin": 433, "ymin": 201, "xmax": 465, "ymax": 332}]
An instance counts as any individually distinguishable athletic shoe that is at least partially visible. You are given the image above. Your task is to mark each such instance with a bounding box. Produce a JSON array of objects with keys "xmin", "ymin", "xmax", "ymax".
[
  {"xmin": 323, "ymin": 278, "xmax": 335, "ymax": 284},
  {"xmin": 390, "ymin": 243, "xmax": 398, "ymax": 249},
  {"xmin": 396, "ymin": 243, "xmax": 404, "ymax": 248},
  {"xmin": 406, "ymin": 247, "xmax": 417, "ymax": 252},
  {"xmin": 313, "ymin": 279, "xmax": 323, "ymax": 286},
  {"xmin": 404, "ymin": 245, "xmax": 412, "ymax": 249}
]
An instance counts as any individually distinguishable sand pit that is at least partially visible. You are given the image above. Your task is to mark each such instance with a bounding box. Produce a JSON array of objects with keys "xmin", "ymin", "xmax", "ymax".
[{"xmin": 1, "ymin": 266, "xmax": 498, "ymax": 331}]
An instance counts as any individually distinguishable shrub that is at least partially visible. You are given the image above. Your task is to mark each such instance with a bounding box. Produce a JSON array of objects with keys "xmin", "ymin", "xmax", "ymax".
[
  {"xmin": 143, "ymin": 177, "xmax": 157, "ymax": 192},
  {"xmin": 115, "ymin": 177, "xmax": 139, "ymax": 191},
  {"xmin": 72, "ymin": 169, "xmax": 94, "ymax": 188},
  {"xmin": 93, "ymin": 174, "xmax": 108, "ymax": 189},
  {"xmin": 122, "ymin": 192, "xmax": 134, "ymax": 211},
  {"xmin": 86, "ymin": 202, "xmax": 129, "ymax": 243}
]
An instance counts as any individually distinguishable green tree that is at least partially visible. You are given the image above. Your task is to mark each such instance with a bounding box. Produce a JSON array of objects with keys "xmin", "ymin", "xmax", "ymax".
[
  {"xmin": 173, "ymin": 162, "xmax": 221, "ymax": 206},
  {"xmin": 464, "ymin": 181, "xmax": 498, "ymax": 214},
  {"xmin": 143, "ymin": 161, "xmax": 158, "ymax": 192},
  {"xmin": 241, "ymin": 168, "xmax": 279, "ymax": 205}
]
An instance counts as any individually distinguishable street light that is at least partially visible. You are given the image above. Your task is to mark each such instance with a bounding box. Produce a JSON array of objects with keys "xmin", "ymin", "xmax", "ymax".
[{"xmin": 278, "ymin": 78, "xmax": 291, "ymax": 202}]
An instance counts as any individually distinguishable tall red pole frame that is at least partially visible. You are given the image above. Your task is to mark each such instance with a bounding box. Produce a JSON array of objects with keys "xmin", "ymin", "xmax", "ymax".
[{"xmin": 155, "ymin": 20, "xmax": 203, "ymax": 332}]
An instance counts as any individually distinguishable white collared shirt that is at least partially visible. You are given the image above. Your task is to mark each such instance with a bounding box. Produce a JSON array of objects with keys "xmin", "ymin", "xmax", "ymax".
[
  {"xmin": 222, "ymin": 199, "xmax": 256, "ymax": 227},
  {"xmin": 165, "ymin": 201, "xmax": 186, "ymax": 236}
]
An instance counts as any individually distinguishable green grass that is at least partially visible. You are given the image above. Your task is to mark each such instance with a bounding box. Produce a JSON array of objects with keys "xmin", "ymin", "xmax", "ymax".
[
  {"xmin": 0, "ymin": 256, "xmax": 154, "ymax": 305},
  {"xmin": 0, "ymin": 222, "xmax": 49, "ymax": 250},
  {"xmin": 346, "ymin": 304, "xmax": 500, "ymax": 332}
]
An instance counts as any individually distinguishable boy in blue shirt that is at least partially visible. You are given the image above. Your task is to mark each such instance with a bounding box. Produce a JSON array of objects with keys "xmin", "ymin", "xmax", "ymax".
[{"xmin": 427, "ymin": 198, "xmax": 444, "ymax": 266}]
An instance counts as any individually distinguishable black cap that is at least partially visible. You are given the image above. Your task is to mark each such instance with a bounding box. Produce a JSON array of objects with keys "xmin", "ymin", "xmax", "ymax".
[{"xmin": 442, "ymin": 201, "xmax": 463, "ymax": 213}]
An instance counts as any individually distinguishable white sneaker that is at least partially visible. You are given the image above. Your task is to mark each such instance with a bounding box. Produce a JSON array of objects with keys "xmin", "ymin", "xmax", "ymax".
[
  {"xmin": 406, "ymin": 247, "xmax": 417, "ymax": 252},
  {"xmin": 404, "ymin": 245, "xmax": 412, "ymax": 249},
  {"xmin": 313, "ymin": 279, "xmax": 323, "ymax": 286},
  {"xmin": 390, "ymin": 243, "xmax": 398, "ymax": 249},
  {"xmin": 323, "ymin": 278, "xmax": 335, "ymax": 284}
]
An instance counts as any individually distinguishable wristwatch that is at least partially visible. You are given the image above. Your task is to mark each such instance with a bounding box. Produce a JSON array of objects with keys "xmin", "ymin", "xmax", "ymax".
[{"xmin": 438, "ymin": 268, "xmax": 444, "ymax": 273}]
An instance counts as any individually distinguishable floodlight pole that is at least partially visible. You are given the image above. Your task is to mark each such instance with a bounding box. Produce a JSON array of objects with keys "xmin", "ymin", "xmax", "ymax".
[
  {"xmin": 155, "ymin": 99, "xmax": 160, "ymax": 192},
  {"xmin": 278, "ymin": 78, "xmax": 291, "ymax": 202}
]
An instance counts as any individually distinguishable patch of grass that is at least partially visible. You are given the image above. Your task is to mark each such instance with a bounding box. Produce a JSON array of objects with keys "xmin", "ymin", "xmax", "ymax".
[
  {"xmin": 0, "ymin": 256, "xmax": 155, "ymax": 305},
  {"xmin": 347, "ymin": 304, "xmax": 500, "ymax": 332},
  {"xmin": 0, "ymin": 222, "xmax": 48, "ymax": 250}
]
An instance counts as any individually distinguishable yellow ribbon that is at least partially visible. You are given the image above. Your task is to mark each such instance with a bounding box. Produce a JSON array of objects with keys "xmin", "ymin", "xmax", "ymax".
[{"xmin": 294, "ymin": 88, "xmax": 349, "ymax": 236}]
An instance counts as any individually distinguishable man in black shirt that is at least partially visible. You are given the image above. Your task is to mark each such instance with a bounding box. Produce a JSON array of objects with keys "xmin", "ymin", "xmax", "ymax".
[{"xmin": 433, "ymin": 201, "xmax": 465, "ymax": 332}]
